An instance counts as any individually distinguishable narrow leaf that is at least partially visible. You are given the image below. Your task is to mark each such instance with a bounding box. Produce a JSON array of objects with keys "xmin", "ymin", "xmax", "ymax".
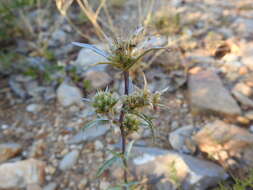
[
  {"xmin": 96, "ymin": 156, "xmax": 119, "ymax": 177},
  {"xmin": 72, "ymin": 42, "xmax": 110, "ymax": 59},
  {"xmin": 132, "ymin": 112, "xmax": 155, "ymax": 142},
  {"xmin": 126, "ymin": 140, "xmax": 135, "ymax": 160},
  {"xmin": 83, "ymin": 118, "xmax": 109, "ymax": 131},
  {"xmin": 124, "ymin": 47, "xmax": 167, "ymax": 71}
]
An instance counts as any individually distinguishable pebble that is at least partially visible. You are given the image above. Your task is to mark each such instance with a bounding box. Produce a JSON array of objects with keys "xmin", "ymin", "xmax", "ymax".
[
  {"xmin": 43, "ymin": 183, "xmax": 57, "ymax": 190},
  {"xmin": 59, "ymin": 150, "xmax": 79, "ymax": 170},
  {"xmin": 26, "ymin": 104, "xmax": 43, "ymax": 113}
]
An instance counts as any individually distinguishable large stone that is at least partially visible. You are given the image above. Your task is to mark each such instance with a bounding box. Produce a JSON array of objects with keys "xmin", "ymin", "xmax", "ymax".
[
  {"xmin": 188, "ymin": 70, "xmax": 241, "ymax": 115},
  {"xmin": 113, "ymin": 147, "xmax": 227, "ymax": 190},
  {"xmin": 69, "ymin": 125, "xmax": 109, "ymax": 144},
  {"xmin": 0, "ymin": 143, "xmax": 22, "ymax": 163},
  {"xmin": 84, "ymin": 70, "xmax": 112, "ymax": 89},
  {"xmin": 74, "ymin": 45, "xmax": 108, "ymax": 72},
  {"xmin": 0, "ymin": 159, "xmax": 45, "ymax": 189},
  {"xmin": 56, "ymin": 82, "xmax": 83, "ymax": 107},
  {"xmin": 59, "ymin": 150, "xmax": 79, "ymax": 171},
  {"xmin": 193, "ymin": 120, "xmax": 253, "ymax": 175}
]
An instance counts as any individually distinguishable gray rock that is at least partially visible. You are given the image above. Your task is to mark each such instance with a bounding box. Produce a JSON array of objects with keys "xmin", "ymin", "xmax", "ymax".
[
  {"xmin": 250, "ymin": 125, "xmax": 253, "ymax": 133},
  {"xmin": 114, "ymin": 147, "xmax": 227, "ymax": 190},
  {"xmin": 232, "ymin": 90, "xmax": 253, "ymax": 108},
  {"xmin": 51, "ymin": 29, "xmax": 67, "ymax": 44},
  {"xmin": 0, "ymin": 143, "xmax": 22, "ymax": 163},
  {"xmin": 9, "ymin": 77, "xmax": 27, "ymax": 98},
  {"xmin": 169, "ymin": 125, "xmax": 195, "ymax": 153},
  {"xmin": 74, "ymin": 44, "xmax": 108, "ymax": 72},
  {"xmin": 232, "ymin": 18, "xmax": 253, "ymax": 39},
  {"xmin": 43, "ymin": 183, "xmax": 57, "ymax": 190},
  {"xmin": 188, "ymin": 70, "xmax": 241, "ymax": 115},
  {"xmin": 57, "ymin": 82, "xmax": 83, "ymax": 107},
  {"xmin": 69, "ymin": 125, "xmax": 109, "ymax": 144},
  {"xmin": 59, "ymin": 150, "xmax": 79, "ymax": 170},
  {"xmin": 26, "ymin": 104, "xmax": 43, "ymax": 113}
]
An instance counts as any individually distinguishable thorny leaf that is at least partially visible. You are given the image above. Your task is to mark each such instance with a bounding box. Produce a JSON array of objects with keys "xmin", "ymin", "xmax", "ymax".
[
  {"xmin": 72, "ymin": 42, "xmax": 110, "ymax": 59},
  {"xmin": 55, "ymin": 0, "xmax": 73, "ymax": 16}
]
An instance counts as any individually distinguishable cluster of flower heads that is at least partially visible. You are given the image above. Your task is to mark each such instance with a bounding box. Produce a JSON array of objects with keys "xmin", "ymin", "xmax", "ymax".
[{"xmin": 92, "ymin": 90, "xmax": 118, "ymax": 114}]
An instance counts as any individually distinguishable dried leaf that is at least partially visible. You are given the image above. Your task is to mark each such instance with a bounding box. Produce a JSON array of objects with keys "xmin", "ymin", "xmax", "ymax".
[{"xmin": 55, "ymin": 0, "xmax": 73, "ymax": 16}]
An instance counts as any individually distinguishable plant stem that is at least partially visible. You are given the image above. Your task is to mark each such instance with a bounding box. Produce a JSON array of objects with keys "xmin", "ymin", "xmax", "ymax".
[{"xmin": 119, "ymin": 71, "xmax": 129, "ymax": 185}]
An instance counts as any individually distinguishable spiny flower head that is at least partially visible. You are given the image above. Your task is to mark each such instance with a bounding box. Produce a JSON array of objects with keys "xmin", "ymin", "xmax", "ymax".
[
  {"xmin": 92, "ymin": 90, "xmax": 118, "ymax": 114},
  {"xmin": 72, "ymin": 27, "xmax": 167, "ymax": 71},
  {"xmin": 123, "ymin": 114, "xmax": 140, "ymax": 135}
]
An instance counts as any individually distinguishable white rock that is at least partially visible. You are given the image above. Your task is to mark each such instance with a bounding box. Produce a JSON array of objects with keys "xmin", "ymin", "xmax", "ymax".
[
  {"xmin": 0, "ymin": 159, "xmax": 45, "ymax": 189},
  {"xmin": 169, "ymin": 125, "xmax": 195, "ymax": 153},
  {"xmin": 26, "ymin": 104, "xmax": 43, "ymax": 113},
  {"xmin": 59, "ymin": 150, "xmax": 79, "ymax": 170},
  {"xmin": 57, "ymin": 82, "xmax": 83, "ymax": 107}
]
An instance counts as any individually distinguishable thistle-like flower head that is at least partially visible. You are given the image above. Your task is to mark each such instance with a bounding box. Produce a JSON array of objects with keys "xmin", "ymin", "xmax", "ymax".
[
  {"xmin": 92, "ymin": 90, "xmax": 118, "ymax": 114},
  {"xmin": 72, "ymin": 27, "xmax": 167, "ymax": 71}
]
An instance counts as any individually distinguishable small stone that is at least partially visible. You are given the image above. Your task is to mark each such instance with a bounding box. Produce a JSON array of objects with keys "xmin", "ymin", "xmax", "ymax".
[
  {"xmin": 250, "ymin": 125, "xmax": 253, "ymax": 133},
  {"xmin": 94, "ymin": 140, "xmax": 104, "ymax": 150},
  {"xmin": 0, "ymin": 159, "xmax": 45, "ymax": 189},
  {"xmin": 43, "ymin": 182, "xmax": 57, "ymax": 190},
  {"xmin": 237, "ymin": 116, "xmax": 250, "ymax": 125},
  {"xmin": 188, "ymin": 66, "xmax": 202, "ymax": 74},
  {"xmin": 239, "ymin": 66, "xmax": 248, "ymax": 75},
  {"xmin": 169, "ymin": 125, "xmax": 195, "ymax": 153},
  {"xmin": 84, "ymin": 70, "xmax": 112, "ymax": 89},
  {"xmin": 232, "ymin": 90, "xmax": 253, "ymax": 108},
  {"xmin": 233, "ymin": 82, "xmax": 252, "ymax": 97},
  {"xmin": 59, "ymin": 150, "xmax": 79, "ymax": 170},
  {"xmin": 57, "ymin": 82, "xmax": 83, "ymax": 107},
  {"xmin": 51, "ymin": 29, "xmax": 67, "ymax": 44},
  {"xmin": 26, "ymin": 104, "xmax": 43, "ymax": 113},
  {"xmin": 99, "ymin": 181, "xmax": 110, "ymax": 189},
  {"xmin": 0, "ymin": 143, "xmax": 22, "ymax": 163}
]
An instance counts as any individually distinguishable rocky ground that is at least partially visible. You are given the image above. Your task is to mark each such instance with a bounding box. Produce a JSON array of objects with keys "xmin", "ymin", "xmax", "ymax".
[{"xmin": 1, "ymin": 0, "xmax": 253, "ymax": 189}]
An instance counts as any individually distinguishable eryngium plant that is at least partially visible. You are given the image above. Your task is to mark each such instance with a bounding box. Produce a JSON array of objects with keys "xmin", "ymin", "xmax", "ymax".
[{"xmin": 73, "ymin": 28, "xmax": 168, "ymax": 189}]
